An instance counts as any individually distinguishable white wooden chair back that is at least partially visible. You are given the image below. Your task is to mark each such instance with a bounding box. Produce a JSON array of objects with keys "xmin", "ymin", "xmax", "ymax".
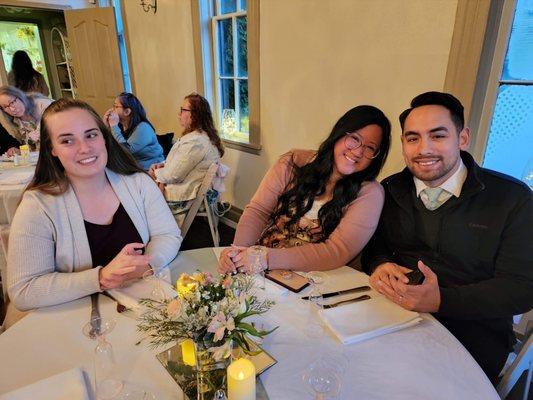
[
  {"xmin": 497, "ymin": 331, "xmax": 533, "ymax": 399},
  {"xmin": 179, "ymin": 163, "xmax": 220, "ymax": 246}
]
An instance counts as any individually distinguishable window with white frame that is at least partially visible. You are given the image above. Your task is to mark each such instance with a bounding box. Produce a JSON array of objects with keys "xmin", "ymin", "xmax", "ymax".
[
  {"xmin": 479, "ymin": 0, "xmax": 533, "ymax": 187},
  {"xmin": 211, "ymin": 0, "xmax": 249, "ymax": 144}
]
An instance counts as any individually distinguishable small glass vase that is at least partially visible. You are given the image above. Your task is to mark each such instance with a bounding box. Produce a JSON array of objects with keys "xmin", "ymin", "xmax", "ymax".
[{"xmin": 194, "ymin": 338, "xmax": 231, "ymax": 400}]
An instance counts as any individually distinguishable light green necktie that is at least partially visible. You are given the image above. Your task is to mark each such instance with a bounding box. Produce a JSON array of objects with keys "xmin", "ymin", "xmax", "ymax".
[{"xmin": 422, "ymin": 187, "xmax": 444, "ymax": 211}]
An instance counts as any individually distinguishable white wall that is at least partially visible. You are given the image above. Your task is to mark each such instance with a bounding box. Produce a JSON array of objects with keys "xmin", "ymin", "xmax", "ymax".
[{"xmin": 221, "ymin": 0, "xmax": 458, "ymax": 209}]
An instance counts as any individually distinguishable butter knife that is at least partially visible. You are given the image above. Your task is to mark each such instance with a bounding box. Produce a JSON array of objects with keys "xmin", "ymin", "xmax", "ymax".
[
  {"xmin": 322, "ymin": 294, "xmax": 371, "ymax": 309},
  {"xmin": 301, "ymin": 285, "xmax": 370, "ymax": 300},
  {"xmin": 89, "ymin": 293, "xmax": 101, "ymax": 337}
]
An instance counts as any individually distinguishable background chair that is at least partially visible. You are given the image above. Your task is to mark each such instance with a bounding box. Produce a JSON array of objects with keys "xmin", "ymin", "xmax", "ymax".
[
  {"xmin": 497, "ymin": 331, "xmax": 533, "ymax": 400},
  {"xmin": 179, "ymin": 163, "xmax": 220, "ymax": 246},
  {"xmin": 156, "ymin": 132, "xmax": 174, "ymax": 157}
]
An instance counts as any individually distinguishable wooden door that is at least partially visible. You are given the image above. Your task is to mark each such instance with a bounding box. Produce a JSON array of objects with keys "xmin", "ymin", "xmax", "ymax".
[{"xmin": 65, "ymin": 7, "xmax": 124, "ymax": 115}]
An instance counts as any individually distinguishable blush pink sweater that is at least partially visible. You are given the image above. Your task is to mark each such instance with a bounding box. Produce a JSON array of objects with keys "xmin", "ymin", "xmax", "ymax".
[{"xmin": 234, "ymin": 149, "xmax": 385, "ymax": 271}]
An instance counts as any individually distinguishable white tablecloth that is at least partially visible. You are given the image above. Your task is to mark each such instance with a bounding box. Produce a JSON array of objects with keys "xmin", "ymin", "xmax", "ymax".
[{"xmin": 0, "ymin": 248, "xmax": 500, "ymax": 400}]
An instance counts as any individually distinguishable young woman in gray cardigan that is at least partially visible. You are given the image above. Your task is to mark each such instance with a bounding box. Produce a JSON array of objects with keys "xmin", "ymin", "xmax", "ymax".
[{"xmin": 7, "ymin": 98, "xmax": 181, "ymax": 312}]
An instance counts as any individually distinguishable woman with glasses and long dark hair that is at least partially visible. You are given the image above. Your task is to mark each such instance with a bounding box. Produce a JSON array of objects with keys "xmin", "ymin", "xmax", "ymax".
[
  {"xmin": 0, "ymin": 85, "xmax": 52, "ymax": 152},
  {"xmin": 149, "ymin": 93, "xmax": 224, "ymax": 221},
  {"xmin": 6, "ymin": 98, "xmax": 180, "ymax": 315},
  {"xmin": 8, "ymin": 50, "xmax": 50, "ymax": 96},
  {"xmin": 218, "ymin": 105, "xmax": 391, "ymax": 273},
  {"xmin": 103, "ymin": 92, "xmax": 164, "ymax": 170}
]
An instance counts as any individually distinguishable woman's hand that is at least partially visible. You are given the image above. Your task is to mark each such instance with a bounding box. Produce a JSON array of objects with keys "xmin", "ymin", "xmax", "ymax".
[
  {"xmin": 99, "ymin": 243, "xmax": 151, "ymax": 289},
  {"xmin": 6, "ymin": 147, "xmax": 20, "ymax": 157},
  {"xmin": 217, "ymin": 246, "xmax": 246, "ymax": 274},
  {"xmin": 103, "ymin": 109, "xmax": 119, "ymax": 127},
  {"xmin": 369, "ymin": 262, "xmax": 411, "ymax": 298},
  {"xmin": 149, "ymin": 162, "xmax": 165, "ymax": 180}
]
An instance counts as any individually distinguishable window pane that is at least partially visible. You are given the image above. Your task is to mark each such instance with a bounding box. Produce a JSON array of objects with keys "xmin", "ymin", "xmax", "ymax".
[
  {"xmin": 240, "ymin": 0, "xmax": 247, "ymax": 11},
  {"xmin": 219, "ymin": 79, "xmax": 236, "ymax": 139},
  {"xmin": 220, "ymin": 0, "xmax": 237, "ymax": 14},
  {"xmin": 501, "ymin": 0, "xmax": 533, "ymax": 81},
  {"xmin": 217, "ymin": 18, "xmax": 234, "ymax": 77},
  {"xmin": 238, "ymin": 79, "xmax": 249, "ymax": 134},
  {"xmin": 483, "ymin": 85, "xmax": 533, "ymax": 185},
  {"xmin": 236, "ymin": 17, "xmax": 247, "ymax": 77}
]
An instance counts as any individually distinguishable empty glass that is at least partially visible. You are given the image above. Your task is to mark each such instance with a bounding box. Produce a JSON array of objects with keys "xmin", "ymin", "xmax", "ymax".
[
  {"xmin": 247, "ymin": 245, "xmax": 267, "ymax": 290},
  {"xmin": 142, "ymin": 267, "xmax": 166, "ymax": 301},
  {"xmin": 302, "ymin": 358, "xmax": 342, "ymax": 400},
  {"xmin": 83, "ymin": 317, "xmax": 123, "ymax": 399}
]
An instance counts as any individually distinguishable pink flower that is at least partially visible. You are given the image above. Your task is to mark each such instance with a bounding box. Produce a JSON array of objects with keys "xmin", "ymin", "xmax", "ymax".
[
  {"xmin": 207, "ymin": 312, "xmax": 235, "ymax": 342},
  {"xmin": 221, "ymin": 275, "xmax": 232, "ymax": 289}
]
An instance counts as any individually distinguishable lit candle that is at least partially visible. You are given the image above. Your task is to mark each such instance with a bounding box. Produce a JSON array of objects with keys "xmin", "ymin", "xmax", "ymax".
[
  {"xmin": 181, "ymin": 339, "xmax": 196, "ymax": 367},
  {"xmin": 227, "ymin": 358, "xmax": 255, "ymax": 400}
]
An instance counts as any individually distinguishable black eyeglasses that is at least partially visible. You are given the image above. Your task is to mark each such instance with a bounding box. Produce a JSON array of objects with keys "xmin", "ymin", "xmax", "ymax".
[
  {"xmin": 180, "ymin": 107, "xmax": 191, "ymax": 114},
  {"xmin": 1, "ymin": 97, "xmax": 18, "ymax": 111},
  {"xmin": 344, "ymin": 132, "xmax": 380, "ymax": 159}
]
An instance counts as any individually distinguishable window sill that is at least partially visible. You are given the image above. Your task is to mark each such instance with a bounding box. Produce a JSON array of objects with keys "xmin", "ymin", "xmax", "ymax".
[{"xmin": 223, "ymin": 138, "xmax": 261, "ymax": 155}]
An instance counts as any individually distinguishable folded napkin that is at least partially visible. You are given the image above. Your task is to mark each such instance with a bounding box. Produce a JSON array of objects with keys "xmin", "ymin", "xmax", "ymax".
[
  {"xmin": 318, "ymin": 295, "xmax": 422, "ymax": 345},
  {"xmin": 0, "ymin": 169, "xmax": 33, "ymax": 185},
  {"xmin": 0, "ymin": 368, "xmax": 90, "ymax": 400},
  {"xmin": 107, "ymin": 274, "xmax": 177, "ymax": 314}
]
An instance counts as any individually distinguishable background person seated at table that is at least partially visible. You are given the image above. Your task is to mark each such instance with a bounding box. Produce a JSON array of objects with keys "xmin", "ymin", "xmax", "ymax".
[
  {"xmin": 149, "ymin": 93, "xmax": 223, "ymax": 221},
  {"xmin": 361, "ymin": 91, "xmax": 533, "ymax": 383},
  {"xmin": 6, "ymin": 98, "xmax": 181, "ymax": 312},
  {"xmin": 0, "ymin": 85, "xmax": 53, "ymax": 147},
  {"xmin": 103, "ymin": 92, "xmax": 164, "ymax": 170},
  {"xmin": 7, "ymin": 50, "xmax": 50, "ymax": 97},
  {"xmin": 218, "ymin": 105, "xmax": 391, "ymax": 273}
]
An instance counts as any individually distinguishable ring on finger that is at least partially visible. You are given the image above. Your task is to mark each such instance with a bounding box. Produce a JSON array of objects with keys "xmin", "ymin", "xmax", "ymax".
[{"xmin": 399, "ymin": 295, "xmax": 404, "ymax": 302}]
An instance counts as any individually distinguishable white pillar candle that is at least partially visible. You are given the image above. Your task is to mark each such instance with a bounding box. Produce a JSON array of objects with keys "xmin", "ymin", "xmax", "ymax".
[{"xmin": 227, "ymin": 358, "xmax": 256, "ymax": 400}]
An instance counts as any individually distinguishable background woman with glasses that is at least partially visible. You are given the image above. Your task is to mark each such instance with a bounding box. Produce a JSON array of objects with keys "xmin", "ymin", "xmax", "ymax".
[
  {"xmin": 0, "ymin": 85, "xmax": 53, "ymax": 152},
  {"xmin": 103, "ymin": 92, "xmax": 164, "ymax": 170},
  {"xmin": 148, "ymin": 93, "xmax": 224, "ymax": 223},
  {"xmin": 218, "ymin": 105, "xmax": 391, "ymax": 273}
]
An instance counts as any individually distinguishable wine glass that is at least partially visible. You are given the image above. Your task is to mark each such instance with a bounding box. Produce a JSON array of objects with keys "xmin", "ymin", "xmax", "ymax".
[
  {"xmin": 247, "ymin": 245, "xmax": 267, "ymax": 290},
  {"xmin": 305, "ymin": 276, "xmax": 324, "ymax": 339},
  {"xmin": 302, "ymin": 358, "xmax": 342, "ymax": 400},
  {"xmin": 82, "ymin": 317, "xmax": 123, "ymax": 399},
  {"xmin": 142, "ymin": 267, "xmax": 166, "ymax": 301}
]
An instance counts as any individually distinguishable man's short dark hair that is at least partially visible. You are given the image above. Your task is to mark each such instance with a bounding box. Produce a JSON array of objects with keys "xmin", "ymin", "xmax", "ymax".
[{"xmin": 399, "ymin": 91, "xmax": 465, "ymax": 132}]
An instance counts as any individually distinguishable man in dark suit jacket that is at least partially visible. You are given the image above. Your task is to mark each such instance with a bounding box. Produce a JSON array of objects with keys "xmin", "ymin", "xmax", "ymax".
[{"xmin": 362, "ymin": 91, "xmax": 533, "ymax": 383}]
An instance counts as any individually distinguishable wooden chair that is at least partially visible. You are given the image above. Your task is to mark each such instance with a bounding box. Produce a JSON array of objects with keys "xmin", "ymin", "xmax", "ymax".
[
  {"xmin": 497, "ymin": 331, "xmax": 533, "ymax": 399},
  {"xmin": 179, "ymin": 163, "xmax": 220, "ymax": 246}
]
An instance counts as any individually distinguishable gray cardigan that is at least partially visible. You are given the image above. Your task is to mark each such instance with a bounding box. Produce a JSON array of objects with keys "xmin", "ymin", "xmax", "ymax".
[{"xmin": 7, "ymin": 170, "xmax": 181, "ymax": 311}]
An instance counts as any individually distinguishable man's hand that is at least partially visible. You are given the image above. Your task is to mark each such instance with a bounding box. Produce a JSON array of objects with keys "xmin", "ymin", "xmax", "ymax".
[{"xmin": 387, "ymin": 261, "xmax": 441, "ymax": 313}]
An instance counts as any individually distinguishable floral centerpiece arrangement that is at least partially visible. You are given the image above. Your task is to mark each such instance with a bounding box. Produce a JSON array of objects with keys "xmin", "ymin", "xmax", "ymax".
[{"xmin": 137, "ymin": 271, "xmax": 276, "ymax": 363}]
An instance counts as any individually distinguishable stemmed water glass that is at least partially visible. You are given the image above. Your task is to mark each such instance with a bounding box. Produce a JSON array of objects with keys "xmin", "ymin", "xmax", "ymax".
[
  {"xmin": 82, "ymin": 317, "xmax": 123, "ymax": 399},
  {"xmin": 247, "ymin": 245, "xmax": 267, "ymax": 290},
  {"xmin": 302, "ymin": 357, "xmax": 342, "ymax": 400},
  {"xmin": 142, "ymin": 267, "xmax": 167, "ymax": 301},
  {"xmin": 305, "ymin": 272, "xmax": 327, "ymax": 338}
]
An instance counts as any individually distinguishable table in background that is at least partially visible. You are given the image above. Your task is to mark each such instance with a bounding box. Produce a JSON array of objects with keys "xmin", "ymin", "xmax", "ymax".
[{"xmin": 0, "ymin": 248, "xmax": 500, "ymax": 400}]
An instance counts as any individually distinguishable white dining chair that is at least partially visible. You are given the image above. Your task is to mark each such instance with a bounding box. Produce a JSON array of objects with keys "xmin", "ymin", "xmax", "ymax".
[
  {"xmin": 497, "ymin": 331, "xmax": 532, "ymax": 400},
  {"xmin": 179, "ymin": 163, "xmax": 220, "ymax": 247}
]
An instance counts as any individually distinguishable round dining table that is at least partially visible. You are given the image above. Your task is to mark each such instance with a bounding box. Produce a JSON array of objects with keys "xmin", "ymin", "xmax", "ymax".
[{"xmin": 0, "ymin": 247, "xmax": 500, "ymax": 400}]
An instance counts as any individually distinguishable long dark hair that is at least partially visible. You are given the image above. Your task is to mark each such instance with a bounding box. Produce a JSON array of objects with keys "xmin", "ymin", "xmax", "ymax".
[
  {"xmin": 27, "ymin": 98, "xmax": 144, "ymax": 195},
  {"xmin": 272, "ymin": 105, "xmax": 391, "ymax": 240},
  {"xmin": 116, "ymin": 92, "xmax": 154, "ymax": 138},
  {"xmin": 184, "ymin": 93, "xmax": 224, "ymax": 157},
  {"xmin": 11, "ymin": 50, "xmax": 41, "ymax": 92}
]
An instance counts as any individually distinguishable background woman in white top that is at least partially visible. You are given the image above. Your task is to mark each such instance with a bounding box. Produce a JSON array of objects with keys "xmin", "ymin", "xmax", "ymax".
[
  {"xmin": 0, "ymin": 85, "xmax": 52, "ymax": 154},
  {"xmin": 149, "ymin": 93, "xmax": 224, "ymax": 219}
]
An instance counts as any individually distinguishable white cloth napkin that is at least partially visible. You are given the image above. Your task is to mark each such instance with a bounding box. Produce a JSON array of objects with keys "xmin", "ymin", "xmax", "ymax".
[
  {"xmin": 0, "ymin": 169, "xmax": 33, "ymax": 185},
  {"xmin": 319, "ymin": 295, "xmax": 422, "ymax": 345},
  {"xmin": 107, "ymin": 274, "xmax": 177, "ymax": 314},
  {"xmin": 0, "ymin": 367, "xmax": 90, "ymax": 400}
]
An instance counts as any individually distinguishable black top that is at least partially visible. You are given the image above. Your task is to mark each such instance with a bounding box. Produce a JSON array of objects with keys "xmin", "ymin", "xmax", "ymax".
[
  {"xmin": 0, "ymin": 124, "xmax": 20, "ymax": 154},
  {"xmin": 84, "ymin": 203, "xmax": 143, "ymax": 268}
]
